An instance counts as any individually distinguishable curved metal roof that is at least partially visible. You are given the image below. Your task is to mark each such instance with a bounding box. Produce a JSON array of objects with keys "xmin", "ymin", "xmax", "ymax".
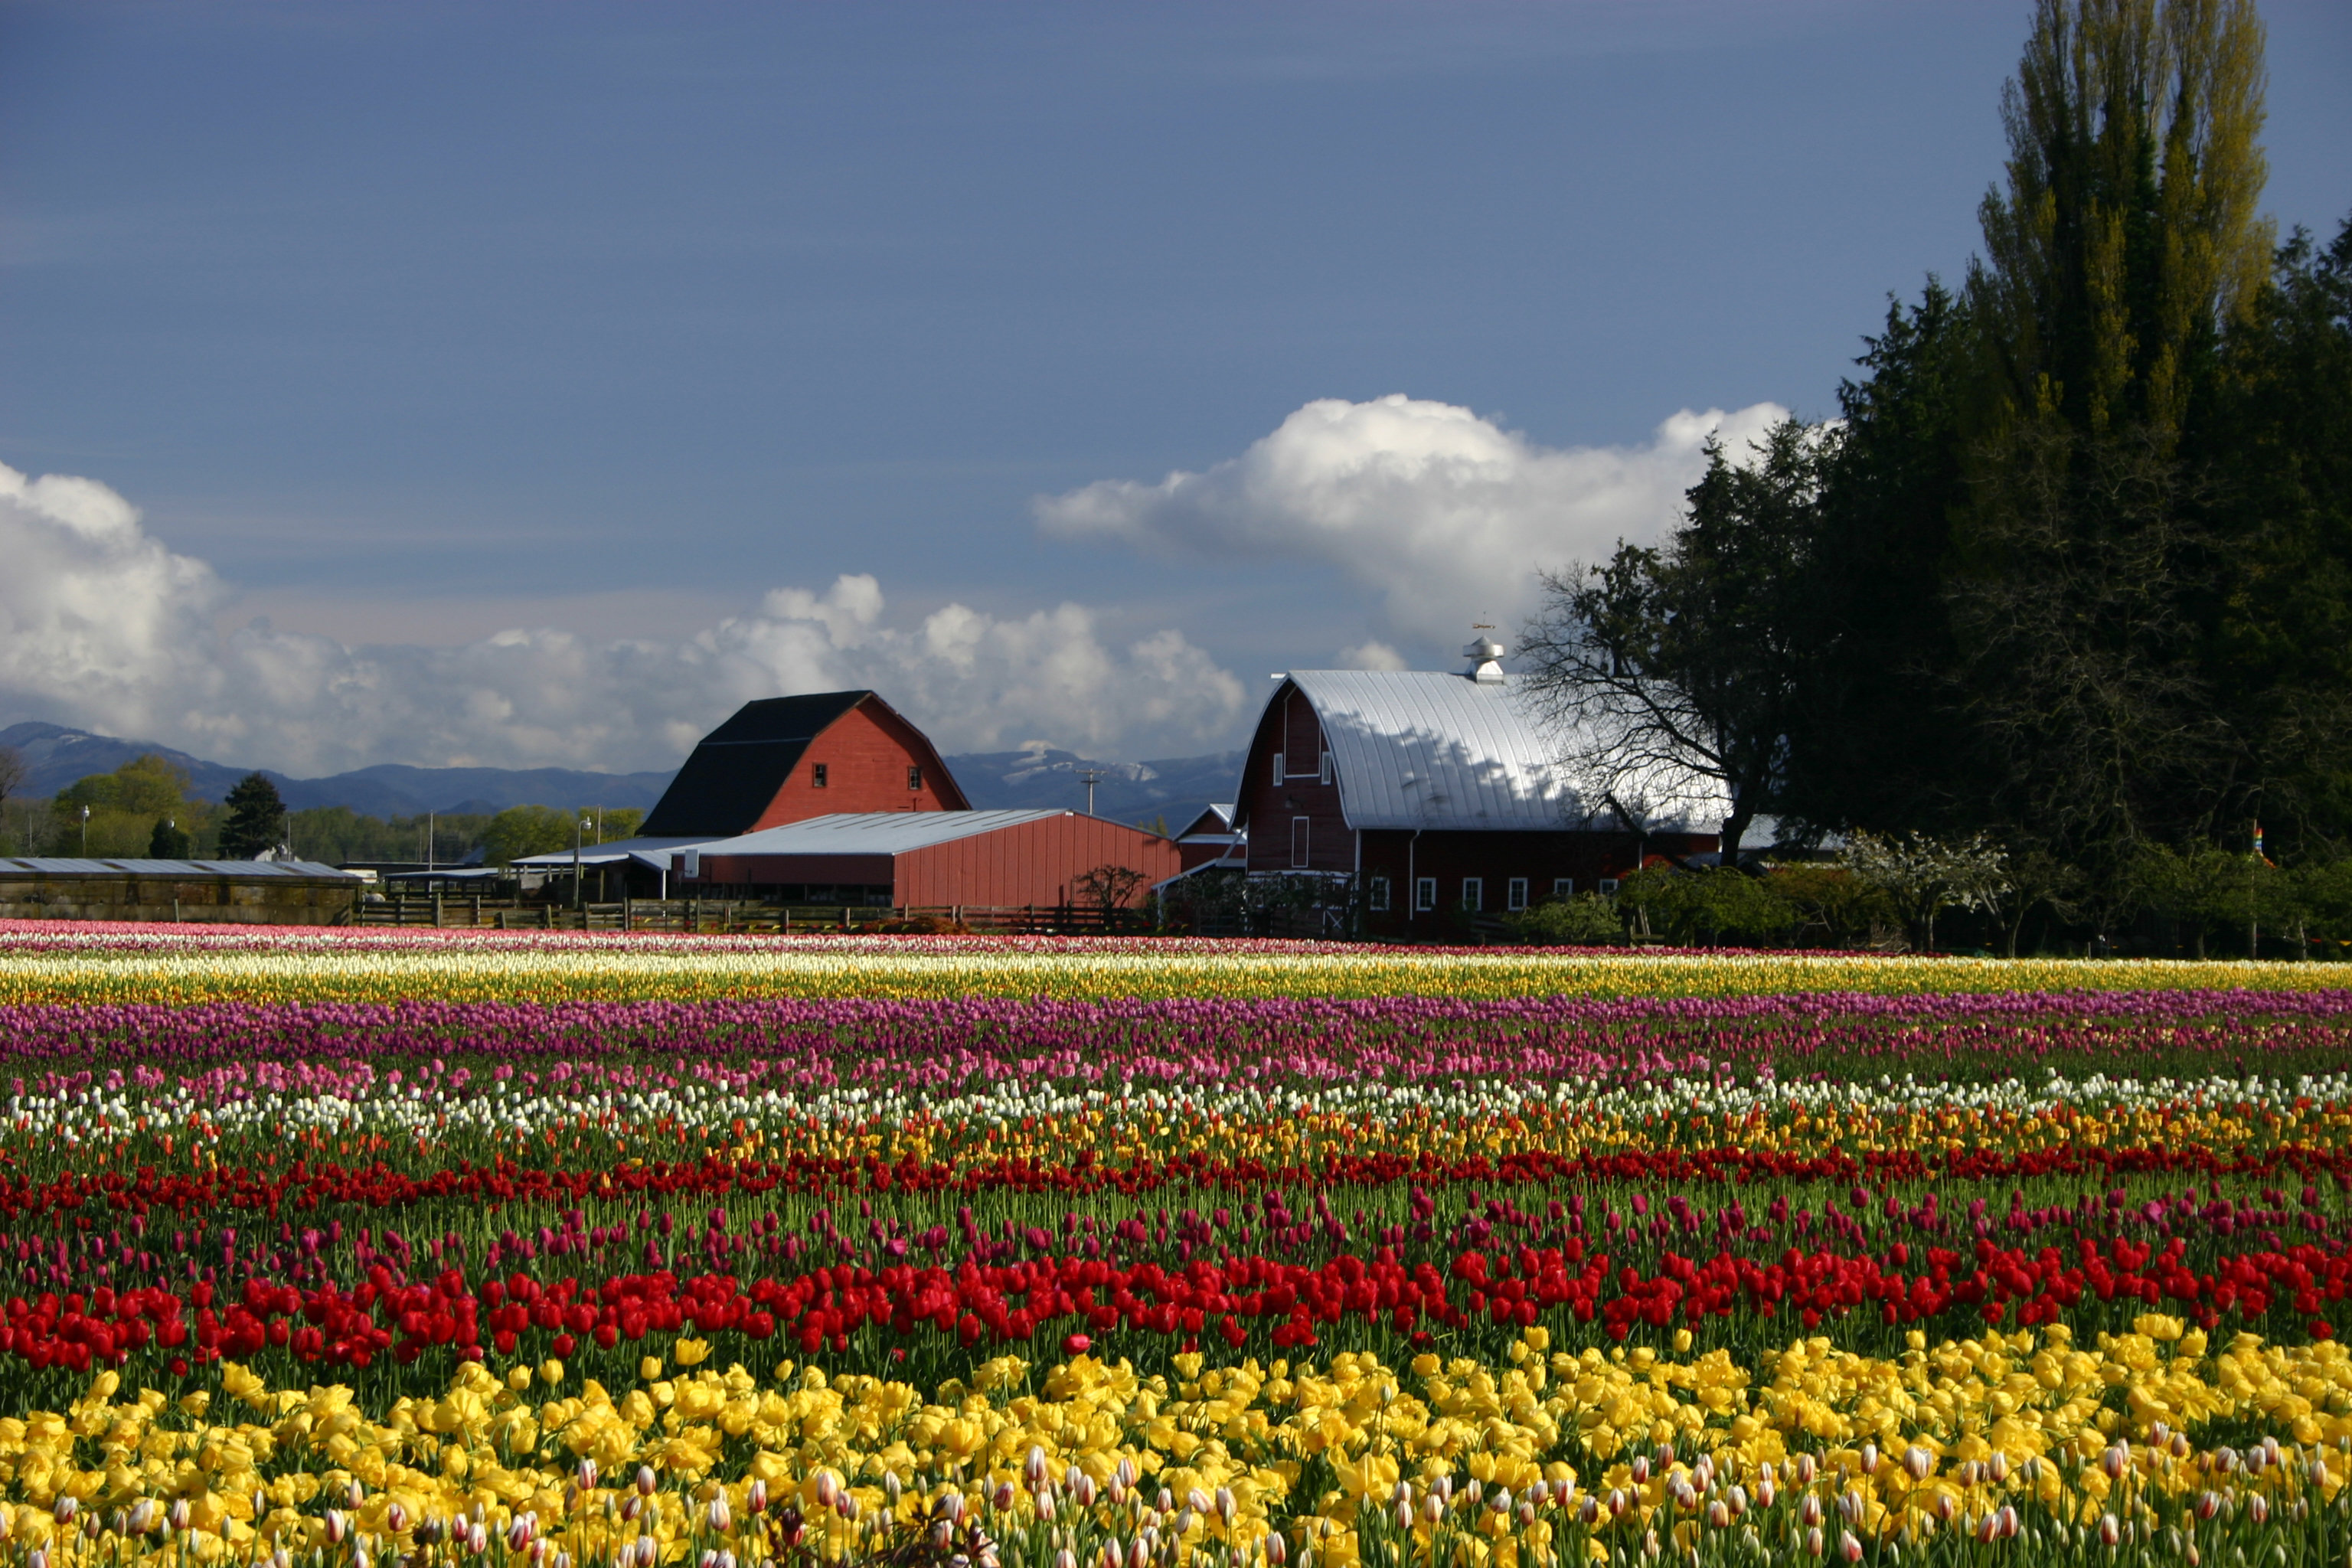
[{"xmin": 1278, "ymin": 671, "xmax": 1579, "ymax": 831}]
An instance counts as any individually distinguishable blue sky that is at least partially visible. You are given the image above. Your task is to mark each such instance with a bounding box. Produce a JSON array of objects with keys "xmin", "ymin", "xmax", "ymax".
[{"xmin": 3, "ymin": 1, "xmax": 2347, "ymax": 774}]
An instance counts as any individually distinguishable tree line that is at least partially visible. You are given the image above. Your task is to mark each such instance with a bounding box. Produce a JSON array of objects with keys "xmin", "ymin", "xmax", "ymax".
[
  {"xmin": 0, "ymin": 748, "xmax": 639, "ymax": 868},
  {"xmin": 1521, "ymin": 0, "xmax": 2350, "ymax": 954}
]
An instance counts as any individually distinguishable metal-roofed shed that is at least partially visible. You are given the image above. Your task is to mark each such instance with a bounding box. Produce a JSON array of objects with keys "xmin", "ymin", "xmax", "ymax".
[{"xmin": 680, "ymin": 810, "xmax": 1180, "ymax": 910}]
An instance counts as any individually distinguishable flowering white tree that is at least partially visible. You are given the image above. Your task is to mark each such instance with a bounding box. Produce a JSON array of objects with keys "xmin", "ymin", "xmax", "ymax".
[{"xmin": 1841, "ymin": 830, "xmax": 2012, "ymax": 952}]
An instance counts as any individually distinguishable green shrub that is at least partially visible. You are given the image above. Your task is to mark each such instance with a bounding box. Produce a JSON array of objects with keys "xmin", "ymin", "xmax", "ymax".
[{"xmin": 1502, "ymin": 892, "xmax": 1624, "ymax": 946}]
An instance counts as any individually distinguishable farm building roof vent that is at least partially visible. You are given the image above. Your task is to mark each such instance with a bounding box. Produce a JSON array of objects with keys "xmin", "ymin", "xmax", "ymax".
[{"xmin": 1462, "ymin": 635, "xmax": 1506, "ymax": 684}]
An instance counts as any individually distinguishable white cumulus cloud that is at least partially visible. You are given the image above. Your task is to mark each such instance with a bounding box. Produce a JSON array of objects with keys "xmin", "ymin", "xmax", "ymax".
[
  {"xmin": 0, "ymin": 462, "xmax": 1246, "ymax": 775},
  {"xmin": 1037, "ymin": 393, "xmax": 1788, "ymax": 644}
]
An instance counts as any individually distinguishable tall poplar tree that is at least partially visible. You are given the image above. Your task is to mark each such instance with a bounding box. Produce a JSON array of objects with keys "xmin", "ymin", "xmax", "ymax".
[{"xmin": 1968, "ymin": 0, "xmax": 2272, "ymax": 448}]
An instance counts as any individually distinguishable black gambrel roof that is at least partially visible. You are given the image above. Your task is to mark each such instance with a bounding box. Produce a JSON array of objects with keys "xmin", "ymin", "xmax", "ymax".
[
  {"xmin": 640, "ymin": 692, "xmax": 867, "ymax": 836},
  {"xmin": 640, "ymin": 691, "xmax": 969, "ymax": 836}
]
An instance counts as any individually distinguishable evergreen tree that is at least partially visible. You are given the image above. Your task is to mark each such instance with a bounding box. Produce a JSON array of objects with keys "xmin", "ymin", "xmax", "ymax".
[
  {"xmin": 217, "ymin": 773, "xmax": 286, "ymax": 860},
  {"xmin": 2197, "ymin": 214, "xmax": 2352, "ymax": 860},
  {"xmin": 1521, "ymin": 420, "xmax": 1834, "ymax": 861}
]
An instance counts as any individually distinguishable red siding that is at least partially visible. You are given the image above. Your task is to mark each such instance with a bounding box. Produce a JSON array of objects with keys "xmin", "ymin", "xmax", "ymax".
[
  {"xmin": 898, "ymin": 815, "xmax": 1181, "ymax": 907},
  {"xmin": 1238, "ymin": 683, "xmax": 1353, "ymax": 874},
  {"xmin": 1354, "ymin": 827, "xmax": 1720, "ymax": 936},
  {"xmin": 751, "ymin": 702, "xmax": 964, "ymax": 829},
  {"xmin": 698, "ymin": 815, "xmax": 1181, "ymax": 907}
]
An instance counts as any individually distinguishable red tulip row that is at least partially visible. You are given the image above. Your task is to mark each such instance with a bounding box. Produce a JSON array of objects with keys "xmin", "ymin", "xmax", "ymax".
[
  {"xmin": 8, "ymin": 1139, "xmax": 2349, "ymax": 1223},
  {"xmin": 6, "ymin": 1229, "xmax": 2352, "ymax": 1378}
]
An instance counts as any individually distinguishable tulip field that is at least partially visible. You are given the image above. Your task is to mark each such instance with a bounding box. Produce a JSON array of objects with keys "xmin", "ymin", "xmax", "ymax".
[{"xmin": 6, "ymin": 926, "xmax": 2352, "ymax": 1568}]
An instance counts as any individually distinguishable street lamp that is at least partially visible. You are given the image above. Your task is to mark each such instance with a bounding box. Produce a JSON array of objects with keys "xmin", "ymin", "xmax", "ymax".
[{"xmin": 573, "ymin": 816, "xmax": 592, "ymax": 910}]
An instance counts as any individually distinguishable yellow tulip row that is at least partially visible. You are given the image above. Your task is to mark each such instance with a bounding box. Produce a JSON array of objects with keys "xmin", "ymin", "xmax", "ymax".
[
  {"xmin": 2, "ymin": 942, "xmax": 2341, "ymax": 1004},
  {"xmin": 3, "ymin": 1319, "xmax": 2347, "ymax": 1566}
]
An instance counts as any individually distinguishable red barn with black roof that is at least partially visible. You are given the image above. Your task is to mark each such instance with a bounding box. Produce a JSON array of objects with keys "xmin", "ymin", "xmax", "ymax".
[{"xmin": 640, "ymin": 691, "xmax": 969, "ymax": 838}]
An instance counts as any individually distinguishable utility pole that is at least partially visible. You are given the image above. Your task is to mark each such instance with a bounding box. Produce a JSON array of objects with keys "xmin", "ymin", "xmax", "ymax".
[
  {"xmin": 1078, "ymin": 769, "xmax": 1108, "ymax": 818},
  {"xmin": 2250, "ymin": 818, "xmax": 2263, "ymax": 961}
]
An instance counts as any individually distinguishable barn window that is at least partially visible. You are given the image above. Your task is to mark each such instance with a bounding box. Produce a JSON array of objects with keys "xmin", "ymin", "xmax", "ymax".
[
  {"xmin": 1318, "ymin": 750, "xmax": 1332, "ymax": 785},
  {"xmin": 1368, "ymin": 875, "xmax": 1390, "ymax": 912},
  {"xmin": 1290, "ymin": 817, "xmax": 1310, "ymax": 868},
  {"xmin": 1507, "ymin": 877, "xmax": 1528, "ymax": 911},
  {"xmin": 812, "ymin": 763, "xmax": 828, "ymax": 788},
  {"xmin": 1461, "ymin": 877, "xmax": 1483, "ymax": 912},
  {"xmin": 1553, "ymin": 877, "xmax": 1574, "ymax": 900},
  {"xmin": 907, "ymin": 766, "xmax": 923, "ymax": 792},
  {"xmin": 1414, "ymin": 877, "xmax": 1436, "ymax": 911},
  {"xmin": 1598, "ymin": 877, "xmax": 1619, "ymax": 894},
  {"xmin": 1272, "ymin": 752, "xmax": 1285, "ymax": 785}
]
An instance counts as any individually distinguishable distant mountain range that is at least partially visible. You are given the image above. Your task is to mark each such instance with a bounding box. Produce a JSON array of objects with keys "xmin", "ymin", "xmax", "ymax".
[
  {"xmin": 944, "ymin": 748, "xmax": 1241, "ymax": 831},
  {"xmin": 0, "ymin": 721, "xmax": 1242, "ymax": 830}
]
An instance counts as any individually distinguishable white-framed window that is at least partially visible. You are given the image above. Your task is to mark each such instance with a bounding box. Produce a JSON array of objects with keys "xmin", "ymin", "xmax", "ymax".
[
  {"xmin": 1553, "ymin": 877, "xmax": 1574, "ymax": 900},
  {"xmin": 1290, "ymin": 817, "xmax": 1311, "ymax": 868},
  {"xmin": 1368, "ymin": 876, "xmax": 1391, "ymax": 912},
  {"xmin": 1414, "ymin": 877, "xmax": 1436, "ymax": 912},
  {"xmin": 1507, "ymin": 877, "xmax": 1529, "ymax": 911},
  {"xmin": 1272, "ymin": 752, "xmax": 1285, "ymax": 785},
  {"xmin": 1461, "ymin": 877, "xmax": 1483, "ymax": 913},
  {"xmin": 1318, "ymin": 750, "xmax": 1333, "ymax": 785},
  {"xmin": 1598, "ymin": 877, "xmax": 1620, "ymax": 894}
]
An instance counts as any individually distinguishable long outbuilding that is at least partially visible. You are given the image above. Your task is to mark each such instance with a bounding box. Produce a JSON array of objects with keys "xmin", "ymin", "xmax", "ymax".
[{"xmin": 677, "ymin": 809, "xmax": 1179, "ymax": 910}]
